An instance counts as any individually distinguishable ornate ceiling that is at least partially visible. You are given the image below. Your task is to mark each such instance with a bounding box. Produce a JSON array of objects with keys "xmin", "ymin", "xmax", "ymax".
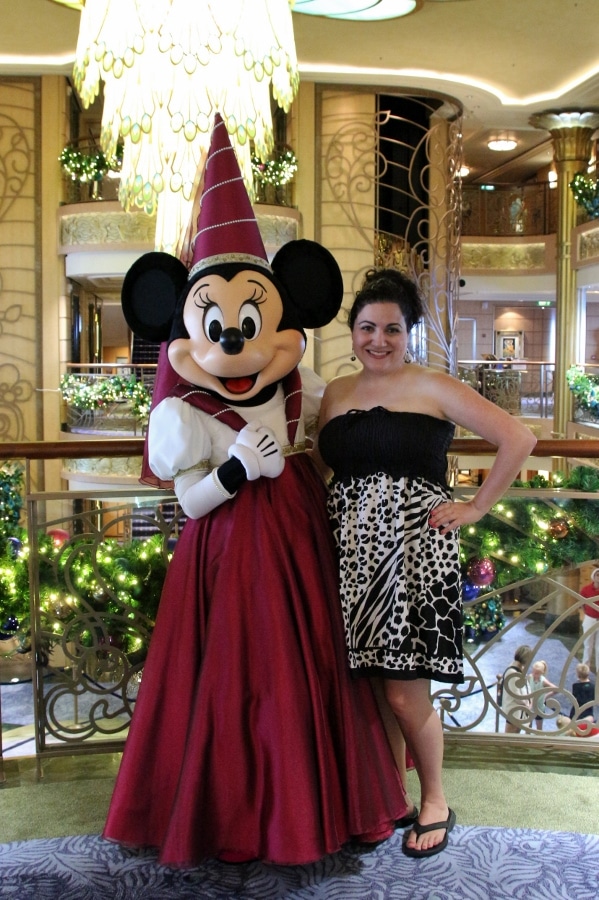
[{"xmin": 2, "ymin": 0, "xmax": 599, "ymax": 183}]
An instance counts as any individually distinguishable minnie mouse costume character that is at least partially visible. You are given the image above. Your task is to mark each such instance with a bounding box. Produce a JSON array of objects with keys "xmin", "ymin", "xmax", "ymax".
[{"xmin": 103, "ymin": 114, "xmax": 408, "ymax": 866}]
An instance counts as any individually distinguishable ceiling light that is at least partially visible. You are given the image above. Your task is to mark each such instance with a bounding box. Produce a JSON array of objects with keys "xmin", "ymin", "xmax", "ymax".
[
  {"xmin": 293, "ymin": 1, "xmax": 417, "ymax": 20},
  {"xmin": 487, "ymin": 137, "xmax": 517, "ymax": 151},
  {"xmin": 458, "ymin": 165, "xmax": 470, "ymax": 178},
  {"xmin": 71, "ymin": 0, "xmax": 299, "ymax": 255}
]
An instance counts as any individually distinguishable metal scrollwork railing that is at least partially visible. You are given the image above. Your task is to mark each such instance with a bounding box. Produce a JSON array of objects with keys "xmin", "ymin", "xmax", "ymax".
[
  {"xmin": 1, "ymin": 439, "xmax": 599, "ymax": 774},
  {"xmin": 26, "ymin": 490, "xmax": 183, "ymax": 759}
]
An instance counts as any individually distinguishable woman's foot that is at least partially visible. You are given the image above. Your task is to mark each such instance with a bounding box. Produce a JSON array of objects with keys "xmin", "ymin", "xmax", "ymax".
[{"xmin": 404, "ymin": 802, "xmax": 455, "ymax": 857}]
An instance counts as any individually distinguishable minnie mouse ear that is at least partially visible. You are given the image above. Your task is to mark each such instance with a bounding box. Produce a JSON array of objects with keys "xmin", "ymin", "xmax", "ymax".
[
  {"xmin": 121, "ymin": 251, "xmax": 189, "ymax": 342},
  {"xmin": 271, "ymin": 239, "xmax": 344, "ymax": 329}
]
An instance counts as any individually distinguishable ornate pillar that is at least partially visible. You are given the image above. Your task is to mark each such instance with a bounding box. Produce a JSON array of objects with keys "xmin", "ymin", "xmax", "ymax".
[{"xmin": 530, "ymin": 110, "xmax": 599, "ymax": 438}]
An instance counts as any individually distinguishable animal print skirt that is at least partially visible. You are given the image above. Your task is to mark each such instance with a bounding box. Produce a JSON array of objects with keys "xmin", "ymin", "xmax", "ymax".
[{"xmin": 327, "ymin": 473, "xmax": 464, "ymax": 684}]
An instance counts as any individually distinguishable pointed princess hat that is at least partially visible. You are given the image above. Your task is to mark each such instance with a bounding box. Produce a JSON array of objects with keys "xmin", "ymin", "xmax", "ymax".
[
  {"xmin": 188, "ymin": 113, "xmax": 272, "ymax": 281},
  {"xmin": 121, "ymin": 112, "xmax": 344, "ymax": 345}
]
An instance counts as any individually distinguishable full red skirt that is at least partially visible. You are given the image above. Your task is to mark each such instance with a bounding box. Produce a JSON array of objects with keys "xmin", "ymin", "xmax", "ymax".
[{"xmin": 103, "ymin": 455, "xmax": 408, "ymax": 866}]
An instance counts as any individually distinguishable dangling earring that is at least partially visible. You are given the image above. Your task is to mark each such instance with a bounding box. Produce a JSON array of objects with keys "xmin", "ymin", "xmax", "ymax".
[{"xmin": 351, "ymin": 350, "xmax": 356, "ymax": 361}]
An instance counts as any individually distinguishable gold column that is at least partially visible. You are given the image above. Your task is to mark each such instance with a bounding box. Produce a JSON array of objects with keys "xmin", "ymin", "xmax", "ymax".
[{"xmin": 530, "ymin": 110, "xmax": 599, "ymax": 438}]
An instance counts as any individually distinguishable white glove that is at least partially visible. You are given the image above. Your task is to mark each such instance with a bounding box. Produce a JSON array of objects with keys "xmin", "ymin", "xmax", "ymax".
[
  {"xmin": 228, "ymin": 421, "xmax": 285, "ymax": 480},
  {"xmin": 174, "ymin": 467, "xmax": 235, "ymax": 519}
]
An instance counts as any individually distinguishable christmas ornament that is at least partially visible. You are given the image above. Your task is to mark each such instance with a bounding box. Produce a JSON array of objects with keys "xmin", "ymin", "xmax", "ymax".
[
  {"xmin": 548, "ymin": 518, "xmax": 569, "ymax": 539},
  {"xmin": 462, "ymin": 577, "xmax": 481, "ymax": 602},
  {"xmin": 48, "ymin": 528, "xmax": 70, "ymax": 547},
  {"xmin": 0, "ymin": 615, "xmax": 19, "ymax": 640},
  {"xmin": 466, "ymin": 556, "xmax": 496, "ymax": 587},
  {"xmin": 6, "ymin": 536, "xmax": 21, "ymax": 557},
  {"xmin": 92, "ymin": 588, "xmax": 110, "ymax": 606}
]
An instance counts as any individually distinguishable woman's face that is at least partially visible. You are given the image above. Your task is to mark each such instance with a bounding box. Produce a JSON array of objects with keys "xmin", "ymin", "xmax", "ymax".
[{"xmin": 351, "ymin": 301, "xmax": 409, "ymax": 373}]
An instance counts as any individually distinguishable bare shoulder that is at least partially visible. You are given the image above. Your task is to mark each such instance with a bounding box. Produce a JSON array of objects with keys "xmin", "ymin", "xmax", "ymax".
[
  {"xmin": 322, "ymin": 372, "xmax": 358, "ymax": 405},
  {"xmin": 416, "ymin": 366, "xmax": 465, "ymax": 391},
  {"xmin": 403, "ymin": 365, "xmax": 467, "ymax": 404}
]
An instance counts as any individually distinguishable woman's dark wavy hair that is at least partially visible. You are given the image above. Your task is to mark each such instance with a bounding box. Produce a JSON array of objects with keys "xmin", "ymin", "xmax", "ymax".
[{"xmin": 348, "ymin": 268, "xmax": 425, "ymax": 332}]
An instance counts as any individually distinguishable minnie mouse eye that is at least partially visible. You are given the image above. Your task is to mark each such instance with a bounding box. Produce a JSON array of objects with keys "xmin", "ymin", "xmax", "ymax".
[
  {"xmin": 239, "ymin": 302, "xmax": 262, "ymax": 340},
  {"xmin": 203, "ymin": 305, "xmax": 224, "ymax": 343}
]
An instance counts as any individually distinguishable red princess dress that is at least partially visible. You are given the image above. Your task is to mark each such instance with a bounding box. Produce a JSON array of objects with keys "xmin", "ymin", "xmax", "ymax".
[{"xmin": 103, "ymin": 366, "xmax": 408, "ymax": 866}]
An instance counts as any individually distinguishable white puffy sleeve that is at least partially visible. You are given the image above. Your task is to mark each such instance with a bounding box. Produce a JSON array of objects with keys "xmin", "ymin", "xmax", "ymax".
[{"xmin": 148, "ymin": 397, "xmax": 212, "ymax": 481}]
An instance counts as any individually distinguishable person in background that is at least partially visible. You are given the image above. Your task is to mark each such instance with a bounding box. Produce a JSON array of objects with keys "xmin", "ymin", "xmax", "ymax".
[
  {"xmin": 528, "ymin": 659, "xmax": 558, "ymax": 730},
  {"xmin": 314, "ymin": 267, "xmax": 536, "ymax": 859},
  {"xmin": 501, "ymin": 645, "xmax": 534, "ymax": 734},
  {"xmin": 580, "ymin": 567, "xmax": 599, "ymax": 673},
  {"xmin": 556, "ymin": 714, "xmax": 599, "ymax": 737},
  {"xmin": 569, "ymin": 662, "xmax": 596, "ymax": 722}
]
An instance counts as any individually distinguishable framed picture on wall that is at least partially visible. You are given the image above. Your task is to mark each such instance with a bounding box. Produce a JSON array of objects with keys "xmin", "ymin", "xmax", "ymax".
[{"xmin": 495, "ymin": 330, "xmax": 523, "ymax": 359}]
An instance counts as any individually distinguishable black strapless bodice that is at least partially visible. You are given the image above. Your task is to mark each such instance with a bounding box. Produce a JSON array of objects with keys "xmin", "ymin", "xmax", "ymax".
[{"xmin": 319, "ymin": 407, "xmax": 455, "ymax": 487}]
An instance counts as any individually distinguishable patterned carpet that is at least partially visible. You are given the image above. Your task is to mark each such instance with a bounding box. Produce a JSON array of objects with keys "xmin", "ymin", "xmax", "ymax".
[{"xmin": 1, "ymin": 825, "xmax": 598, "ymax": 900}]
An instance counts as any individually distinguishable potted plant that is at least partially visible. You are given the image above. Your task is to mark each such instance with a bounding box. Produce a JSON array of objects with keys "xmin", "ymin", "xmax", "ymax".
[
  {"xmin": 252, "ymin": 146, "xmax": 298, "ymax": 206},
  {"xmin": 570, "ymin": 172, "xmax": 599, "ymax": 220}
]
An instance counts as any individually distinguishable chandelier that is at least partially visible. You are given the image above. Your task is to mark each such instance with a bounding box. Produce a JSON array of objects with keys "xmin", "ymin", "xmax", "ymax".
[
  {"xmin": 70, "ymin": 0, "xmax": 299, "ymax": 254},
  {"xmin": 292, "ymin": 0, "xmax": 416, "ymax": 19}
]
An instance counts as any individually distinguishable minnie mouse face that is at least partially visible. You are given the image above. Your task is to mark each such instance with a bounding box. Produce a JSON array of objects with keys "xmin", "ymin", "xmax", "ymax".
[
  {"xmin": 168, "ymin": 267, "xmax": 305, "ymax": 402},
  {"xmin": 120, "ymin": 241, "xmax": 343, "ymax": 402}
]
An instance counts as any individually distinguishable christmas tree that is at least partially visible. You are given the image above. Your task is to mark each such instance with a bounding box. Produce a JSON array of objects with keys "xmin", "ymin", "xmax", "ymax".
[{"xmin": 459, "ymin": 465, "xmax": 599, "ymax": 641}]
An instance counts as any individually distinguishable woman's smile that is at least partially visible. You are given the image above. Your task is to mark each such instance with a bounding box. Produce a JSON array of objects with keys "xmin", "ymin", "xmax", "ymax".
[{"xmin": 352, "ymin": 302, "xmax": 409, "ymax": 369}]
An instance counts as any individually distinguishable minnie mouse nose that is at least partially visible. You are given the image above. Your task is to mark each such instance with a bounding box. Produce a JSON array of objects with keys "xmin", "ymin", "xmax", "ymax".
[{"xmin": 220, "ymin": 327, "xmax": 245, "ymax": 355}]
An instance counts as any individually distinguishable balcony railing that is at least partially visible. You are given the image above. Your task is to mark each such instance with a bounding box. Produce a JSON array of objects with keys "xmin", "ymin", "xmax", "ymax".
[
  {"xmin": 61, "ymin": 364, "xmax": 156, "ymax": 436},
  {"xmin": 462, "ymin": 183, "xmax": 560, "ymax": 237},
  {"xmin": 2, "ymin": 438, "xmax": 599, "ymax": 777},
  {"xmin": 458, "ymin": 360, "xmax": 555, "ymax": 417}
]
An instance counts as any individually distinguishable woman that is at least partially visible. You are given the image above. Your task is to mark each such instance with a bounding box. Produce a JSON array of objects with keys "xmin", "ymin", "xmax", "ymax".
[{"xmin": 314, "ymin": 268, "xmax": 536, "ymax": 858}]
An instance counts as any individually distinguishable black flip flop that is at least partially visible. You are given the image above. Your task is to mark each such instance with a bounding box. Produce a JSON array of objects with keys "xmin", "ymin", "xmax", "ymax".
[{"xmin": 402, "ymin": 808, "xmax": 456, "ymax": 858}]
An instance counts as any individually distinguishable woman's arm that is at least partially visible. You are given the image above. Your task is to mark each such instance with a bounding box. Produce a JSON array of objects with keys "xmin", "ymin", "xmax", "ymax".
[{"xmin": 427, "ymin": 374, "xmax": 537, "ymax": 535}]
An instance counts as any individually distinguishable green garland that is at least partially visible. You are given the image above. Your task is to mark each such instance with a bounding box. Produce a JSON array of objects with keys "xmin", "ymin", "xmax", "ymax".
[
  {"xmin": 59, "ymin": 144, "xmax": 123, "ymax": 184},
  {"xmin": 60, "ymin": 374, "xmax": 151, "ymax": 422},
  {"xmin": 0, "ymin": 464, "xmax": 24, "ymax": 539},
  {"xmin": 461, "ymin": 465, "xmax": 599, "ymax": 593},
  {"xmin": 252, "ymin": 148, "xmax": 298, "ymax": 187},
  {"xmin": 566, "ymin": 364, "xmax": 599, "ymax": 417},
  {"xmin": 0, "ymin": 529, "xmax": 167, "ymax": 655},
  {"xmin": 570, "ymin": 172, "xmax": 599, "ymax": 219}
]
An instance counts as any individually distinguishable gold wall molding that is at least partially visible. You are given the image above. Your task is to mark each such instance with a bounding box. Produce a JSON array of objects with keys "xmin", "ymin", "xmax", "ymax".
[
  {"xmin": 462, "ymin": 241, "xmax": 548, "ymax": 272},
  {"xmin": 574, "ymin": 221, "xmax": 599, "ymax": 265},
  {"xmin": 59, "ymin": 201, "xmax": 300, "ymax": 256},
  {"xmin": 58, "ymin": 203, "xmax": 156, "ymax": 252},
  {"xmin": 62, "ymin": 455, "xmax": 142, "ymax": 478},
  {"xmin": 254, "ymin": 208, "xmax": 300, "ymax": 256}
]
